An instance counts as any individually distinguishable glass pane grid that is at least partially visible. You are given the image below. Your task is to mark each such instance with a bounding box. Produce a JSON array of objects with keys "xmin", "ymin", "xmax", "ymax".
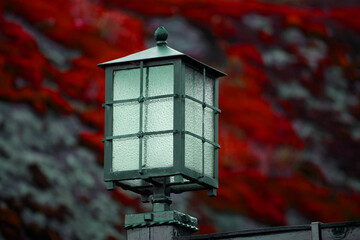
[
  {"xmin": 109, "ymin": 64, "xmax": 217, "ymax": 178},
  {"xmin": 106, "ymin": 63, "xmax": 219, "ymax": 188},
  {"xmin": 183, "ymin": 97, "xmax": 216, "ymax": 144},
  {"xmin": 111, "ymin": 63, "xmax": 175, "ymax": 173},
  {"xmin": 184, "ymin": 66, "xmax": 216, "ymax": 179}
]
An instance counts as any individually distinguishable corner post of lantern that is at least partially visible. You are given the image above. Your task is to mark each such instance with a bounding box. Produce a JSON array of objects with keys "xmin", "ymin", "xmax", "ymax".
[{"xmin": 98, "ymin": 26, "xmax": 226, "ymax": 240}]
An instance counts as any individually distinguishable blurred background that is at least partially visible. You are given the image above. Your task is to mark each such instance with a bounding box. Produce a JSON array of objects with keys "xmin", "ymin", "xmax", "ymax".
[{"xmin": 1, "ymin": 0, "xmax": 360, "ymax": 239}]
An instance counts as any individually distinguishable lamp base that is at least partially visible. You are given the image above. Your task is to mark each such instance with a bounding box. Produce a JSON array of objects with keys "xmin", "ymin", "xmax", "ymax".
[{"xmin": 125, "ymin": 211, "xmax": 198, "ymax": 240}]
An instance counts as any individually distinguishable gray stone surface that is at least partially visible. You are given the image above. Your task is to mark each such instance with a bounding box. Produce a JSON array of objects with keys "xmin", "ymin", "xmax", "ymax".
[{"xmin": 0, "ymin": 101, "xmax": 126, "ymax": 240}]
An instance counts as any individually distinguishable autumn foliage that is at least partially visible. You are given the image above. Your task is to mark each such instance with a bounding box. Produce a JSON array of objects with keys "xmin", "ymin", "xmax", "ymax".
[{"xmin": 1, "ymin": 0, "xmax": 360, "ymax": 236}]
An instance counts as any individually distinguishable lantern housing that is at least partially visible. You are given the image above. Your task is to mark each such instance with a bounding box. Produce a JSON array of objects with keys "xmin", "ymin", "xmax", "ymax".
[{"xmin": 99, "ymin": 27, "xmax": 226, "ymax": 198}]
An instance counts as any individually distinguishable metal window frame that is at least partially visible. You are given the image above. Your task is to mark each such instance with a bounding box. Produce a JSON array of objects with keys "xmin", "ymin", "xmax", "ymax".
[
  {"xmin": 103, "ymin": 57, "xmax": 220, "ymax": 195},
  {"xmin": 182, "ymin": 64, "xmax": 219, "ymax": 180}
]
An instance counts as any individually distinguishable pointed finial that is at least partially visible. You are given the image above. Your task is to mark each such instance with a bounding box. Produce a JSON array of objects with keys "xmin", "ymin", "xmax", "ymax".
[{"xmin": 154, "ymin": 26, "xmax": 168, "ymax": 46}]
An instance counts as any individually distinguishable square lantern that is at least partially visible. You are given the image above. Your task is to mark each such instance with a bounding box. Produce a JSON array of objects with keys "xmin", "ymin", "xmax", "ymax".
[{"xmin": 98, "ymin": 27, "xmax": 226, "ymax": 197}]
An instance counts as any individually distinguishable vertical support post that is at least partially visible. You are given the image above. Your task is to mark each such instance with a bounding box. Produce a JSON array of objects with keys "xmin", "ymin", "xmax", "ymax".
[
  {"xmin": 139, "ymin": 61, "xmax": 144, "ymax": 174},
  {"xmin": 151, "ymin": 177, "xmax": 172, "ymax": 212},
  {"xmin": 126, "ymin": 177, "xmax": 197, "ymax": 240},
  {"xmin": 173, "ymin": 59, "xmax": 185, "ymax": 181},
  {"xmin": 311, "ymin": 222, "xmax": 321, "ymax": 240},
  {"xmin": 127, "ymin": 225, "xmax": 195, "ymax": 240},
  {"xmin": 104, "ymin": 66, "xmax": 114, "ymax": 188},
  {"xmin": 201, "ymin": 67, "xmax": 206, "ymax": 178},
  {"xmin": 214, "ymin": 77, "xmax": 219, "ymax": 189}
]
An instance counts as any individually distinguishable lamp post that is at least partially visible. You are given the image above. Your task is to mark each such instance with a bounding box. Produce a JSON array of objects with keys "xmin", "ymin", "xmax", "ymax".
[{"xmin": 98, "ymin": 27, "xmax": 226, "ymax": 239}]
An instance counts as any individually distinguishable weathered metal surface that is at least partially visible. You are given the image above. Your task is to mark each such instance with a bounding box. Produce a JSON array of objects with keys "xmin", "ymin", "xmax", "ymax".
[
  {"xmin": 125, "ymin": 210, "xmax": 198, "ymax": 232},
  {"xmin": 176, "ymin": 221, "xmax": 360, "ymax": 240}
]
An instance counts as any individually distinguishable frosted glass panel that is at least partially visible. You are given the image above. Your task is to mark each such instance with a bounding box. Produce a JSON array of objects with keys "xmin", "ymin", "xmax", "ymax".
[
  {"xmin": 143, "ymin": 97, "xmax": 173, "ymax": 132},
  {"xmin": 204, "ymin": 143, "xmax": 214, "ymax": 178},
  {"xmin": 112, "ymin": 137, "xmax": 139, "ymax": 172},
  {"xmin": 205, "ymin": 76, "xmax": 214, "ymax": 105},
  {"xmin": 143, "ymin": 65, "xmax": 174, "ymax": 97},
  {"xmin": 185, "ymin": 66, "xmax": 203, "ymax": 101},
  {"xmin": 113, "ymin": 68, "xmax": 140, "ymax": 100},
  {"xmin": 185, "ymin": 99, "xmax": 202, "ymax": 136},
  {"xmin": 143, "ymin": 134, "xmax": 173, "ymax": 168},
  {"xmin": 204, "ymin": 108, "xmax": 214, "ymax": 141},
  {"xmin": 113, "ymin": 102, "xmax": 139, "ymax": 136},
  {"xmin": 185, "ymin": 135, "xmax": 202, "ymax": 173}
]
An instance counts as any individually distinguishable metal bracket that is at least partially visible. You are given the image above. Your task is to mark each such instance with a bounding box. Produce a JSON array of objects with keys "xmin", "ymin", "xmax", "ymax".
[{"xmin": 124, "ymin": 210, "xmax": 198, "ymax": 232}]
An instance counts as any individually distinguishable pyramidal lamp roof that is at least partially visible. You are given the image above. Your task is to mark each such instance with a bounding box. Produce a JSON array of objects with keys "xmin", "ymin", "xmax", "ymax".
[{"xmin": 98, "ymin": 26, "xmax": 226, "ymax": 77}]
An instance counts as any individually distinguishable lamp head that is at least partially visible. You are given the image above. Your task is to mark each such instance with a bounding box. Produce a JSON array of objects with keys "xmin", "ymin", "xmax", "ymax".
[{"xmin": 98, "ymin": 26, "xmax": 226, "ymax": 198}]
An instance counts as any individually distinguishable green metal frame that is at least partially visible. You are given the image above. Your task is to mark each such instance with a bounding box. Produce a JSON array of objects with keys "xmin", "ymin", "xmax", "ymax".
[{"xmin": 103, "ymin": 57, "xmax": 222, "ymax": 196}]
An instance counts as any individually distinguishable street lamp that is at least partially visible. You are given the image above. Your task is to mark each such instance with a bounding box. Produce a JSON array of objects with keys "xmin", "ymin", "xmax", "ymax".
[{"xmin": 99, "ymin": 27, "xmax": 226, "ymax": 238}]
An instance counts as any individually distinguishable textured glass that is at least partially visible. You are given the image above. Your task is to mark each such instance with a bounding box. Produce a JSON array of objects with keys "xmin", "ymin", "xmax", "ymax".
[
  {"xmin": 113, "ymin": 102, "xmax": 139, "ymax": 136},
  {"xmin": 113, "ymin": 68, "xmax": 140, "ymax": 100},
  {"xmin": 204, "ymin": 143, "xmax": 214, "ymax": 178},
  {"xmin": 205, "ymin": 76, "xmax": 214, "ymax": 105},
  {"xmin": 142, "ymin": 134, "xmax": 173, "ymax": 168},
  {"xmin": 185, "ymin": 135, "xmax": 202, "ymax": 173},
  {"xmin": 143, "ymin": 65, "xmax": 173, "ymax": 97},
  {"xmin": 185, "ymin": 99, "xmax": 202, "ymax": 137},
  {"xmin": 185, "ymin": 66, "xmax": 203, "ymax": 101},
  {"xmin": 143, "ymin": 97, "xmax": 173, "ymax": 132},
  {"xmin": 204, "ymin": 108, "xmax": 214, "ymax": 141},
  {"xmin": 112, "ymin": 137, "xmax": 139, "ymax": 172}
]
